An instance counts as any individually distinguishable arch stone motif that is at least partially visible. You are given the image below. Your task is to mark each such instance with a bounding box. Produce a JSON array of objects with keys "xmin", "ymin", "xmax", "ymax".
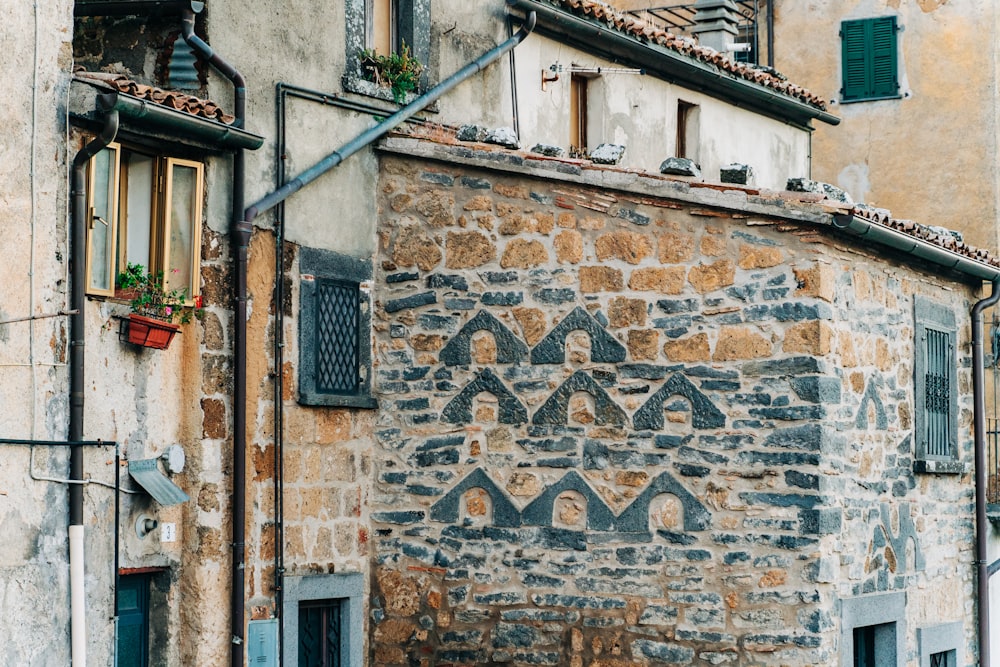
[
  {"xmin": 532, "ymin": 371, "xmax": 627, "ymax": 426},
  {"xmin": 856, "ymin": 378, "xmax": 888, "ymax": 430},
  {"xmin": 530, "ymin": 306, "xmax": 627, "ymax": 365},
  {"xmin": 441, "ymin": 369, "xmax": 528, "ymax": 425},
  {"xmin": 429, "ymin": 468, "xmax": 521, "ymax": 527},
  {"xmin": 440, "ymin": 310, "xmax": 529, "ymax": 366},
  {"xmin": 616, "ymin": 471, "xmax": 711, "ymax": 533},
  {"xmin": 521, "ymin": 470, "xmax": 616, "ymax": 531},
  {"xmin": 633, "ymin": 373, "xmax": 725, "ymax": 431}
]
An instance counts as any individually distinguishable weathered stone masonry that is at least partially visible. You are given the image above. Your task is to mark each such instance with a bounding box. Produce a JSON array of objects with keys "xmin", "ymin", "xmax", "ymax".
[{"xmin": 368, "ymin": 142, "xmax": 976, "ymax": 666}]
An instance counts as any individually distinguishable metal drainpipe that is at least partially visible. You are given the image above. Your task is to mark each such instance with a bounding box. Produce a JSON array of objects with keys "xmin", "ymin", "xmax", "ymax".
[
  {"xmin": 180, "ymin": 4, "xmax": 249, "ymax": 664},
  {"xmin": 69, "ymin": 110, "xmax": 119, "ymax": 667},
  {"xmin": 766, "ymin": 0, "xmax": 774, "ymax": 68},
  {"xmin": 973, "ymin": 279, "xmax": 1000, "ymax": 667}
]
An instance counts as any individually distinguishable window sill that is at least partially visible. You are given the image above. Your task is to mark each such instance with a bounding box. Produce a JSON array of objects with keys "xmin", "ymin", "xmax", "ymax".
[
  {"xmin": 913, "ymin": 459, "xmax": 966, "ymax": 475},
  {"xmin": 299, "ymin": 392, "xmax": 378, "ymax": 410},
  {"xmin": 840, "ymin": 94, "xmax": 903, "ymax": 105},
  {"xmin": 342, "ymin": 75, "xmax": 421, "ymax": 106}
]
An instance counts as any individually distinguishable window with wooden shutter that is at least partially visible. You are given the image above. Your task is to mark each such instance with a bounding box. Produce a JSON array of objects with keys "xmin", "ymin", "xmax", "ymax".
[{"xmin": 841, "ymin": 16, "xmax": 899, "ymax": 102}]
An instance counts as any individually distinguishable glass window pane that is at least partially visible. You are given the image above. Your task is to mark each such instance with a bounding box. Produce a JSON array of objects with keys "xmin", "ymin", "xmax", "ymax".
[
  {"xmin": 125, "ymin": 153, "xmax": 154, "ymax": 271},
  {"xmin": 88, "ymin": 148, "xmax": 117, "ymax": 293},
  {"xmin": 166, "ymin": 162, "xmax": 199, "ymax": 295}
]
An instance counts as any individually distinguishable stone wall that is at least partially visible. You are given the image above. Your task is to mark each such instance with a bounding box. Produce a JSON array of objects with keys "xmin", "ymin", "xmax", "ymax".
[{"xmin": 368, "ymin": 144, "xmax": 977, "ymax": 665}]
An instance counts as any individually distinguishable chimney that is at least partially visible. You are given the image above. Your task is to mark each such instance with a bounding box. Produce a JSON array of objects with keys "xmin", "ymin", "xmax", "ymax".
[{"xmin": 690, "ymin": 0, "xmax": 740, "ymax": 54}]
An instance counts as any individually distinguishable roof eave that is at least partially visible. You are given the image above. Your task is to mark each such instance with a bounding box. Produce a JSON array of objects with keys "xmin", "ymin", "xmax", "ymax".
[
  {"xmin": 69, "ymin": 79, "xmax": 263, "ymax": 152},
  {"xmin": 507, "ymin": 0, "xmax": 839, "ymax": 130}
]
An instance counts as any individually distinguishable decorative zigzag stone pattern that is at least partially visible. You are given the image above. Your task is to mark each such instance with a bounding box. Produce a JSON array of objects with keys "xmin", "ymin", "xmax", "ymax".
[
  {"xmin": 369, "ymin": 154, "xmax": 975, "ymax": 666},
  {"xmin": 530, "ymin": 306, "xmax": 627, "ymax": 364},
  {"xmin": 440, "ymin": 368, "xmax": 528, "ymax": 425},
  {"xmin": 531, "ymin": 370, "xmax": 627, "ymax": 426},
  {"xmin": 440, "ymin": 310, "xmax": 529, "ymax": 366}
]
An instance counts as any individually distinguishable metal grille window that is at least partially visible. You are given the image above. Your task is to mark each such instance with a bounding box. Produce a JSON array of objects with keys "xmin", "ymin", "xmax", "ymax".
[
  {"xmin": 929, "ymin": 651, "xmax": 955, "ymax": 667},
  {"xmin": 841, "ymin": 16, "xmax": 900, "ymax": 102},
  {"xmin": 298, "ymin": 248, "xmax": 376, "ymax": 409},
  {"xmin": 298, "ymin": 599, "xmax": 342, "ymax": 667},
  {"xmin": 924, "ymin": 329, "xmax": 951, "ymax": 457},
  {"xmin": 914, "ymin": 296, "xmax": 959, "ymax": 471},
  {"xmin": 315, "ymin": 280, "xmax": 360, "ymax": 395}
]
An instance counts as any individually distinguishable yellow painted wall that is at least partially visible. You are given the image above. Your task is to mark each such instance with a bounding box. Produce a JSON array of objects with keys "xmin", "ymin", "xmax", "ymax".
[{"xmin": 773, "ymin": 0, "xmax": 1000, "ymax": 251}]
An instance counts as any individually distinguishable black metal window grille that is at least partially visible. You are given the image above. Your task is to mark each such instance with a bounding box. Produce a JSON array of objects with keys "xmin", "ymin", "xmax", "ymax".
[
  {"xmin": 930, "ymin": 650, "xmax": 955, "ymax": 667},
  {"xmin": 314, "ymin": 279, "xmax": 360, "ymax": 395},
  {"xmin": 924, "ymin": 327, "xmax": 953, "ymax": 458},
  {"xmin": 298, "ymin": 598, "xmax": 342, "ymax": 667}
]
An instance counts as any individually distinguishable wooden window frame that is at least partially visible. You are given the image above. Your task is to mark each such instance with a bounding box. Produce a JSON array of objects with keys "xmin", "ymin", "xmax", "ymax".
[{"xmin": 85, "ymin": 143, "xmax": 204, "ymax": 301}]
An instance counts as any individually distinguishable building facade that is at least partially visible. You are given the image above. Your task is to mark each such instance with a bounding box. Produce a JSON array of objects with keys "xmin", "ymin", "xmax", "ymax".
[{"xmin": 0, "ymin": 0, "xmax": 994, "ymax": 665}]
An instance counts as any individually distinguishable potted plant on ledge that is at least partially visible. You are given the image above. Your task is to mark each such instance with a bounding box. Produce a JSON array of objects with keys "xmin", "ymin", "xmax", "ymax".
[{"xmin": 118, "ymin": 263, "xmax": 200, "ymax": 350}]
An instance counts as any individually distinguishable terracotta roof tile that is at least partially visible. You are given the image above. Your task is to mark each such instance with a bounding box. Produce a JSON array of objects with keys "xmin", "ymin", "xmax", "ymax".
[
  {"xmin": 546, "ymin": 0, "xmax": 827, "ymax": 110},
  {"xmin": 73, "ymin": 70, "xmax": 235, "ymax": 125}
]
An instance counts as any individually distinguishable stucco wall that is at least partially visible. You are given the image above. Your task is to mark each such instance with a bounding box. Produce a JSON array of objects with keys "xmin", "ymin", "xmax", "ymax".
[
  {"xmin": 507, "ymin": 33, "xmax": 812, "ymax": 189},
  {"xmin": 367, "ymin": 140, "xmax": 977, "ymax": 665},
  {"xmin": 773, "ymin": 0, "xmax": 1000, "ymax": 251},
  {"xmin": 0, "ymin": 1, "xmax": 78, "ymax": 664}
]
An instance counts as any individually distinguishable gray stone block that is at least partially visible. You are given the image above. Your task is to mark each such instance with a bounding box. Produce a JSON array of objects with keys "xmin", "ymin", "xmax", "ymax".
[
  {"xmin": 457, "ymin": 124, "xmax": 488, "ymax": 142},
  {"xmin": 659, "ymin": 156, "xmax": 701, "ymax": 177},
  {"xmin": 530, "ymin": 143, "xmax": 564, "ymax": 157},
  {"xmin": 485, "ymin": 126, "xmax": 520, "ymax": 149},
  {"xmin": 590, "ymin": 143, "xmax": 626, "ymax": 164},
  {"xmin": 720, "ymin": 163, "xmax": 754, "ymax": 185}
]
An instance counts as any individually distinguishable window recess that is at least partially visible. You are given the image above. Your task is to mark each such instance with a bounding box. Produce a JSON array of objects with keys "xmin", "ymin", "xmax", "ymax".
[
  {"xmin": 913, "ymin": 295, "xmax": 961, "ymax": 473},
  {"xmin": 841, "ymin": 16, "xmax": 900, "ymax": 103},
  {"xmin": 85, "ymin": 143, "xmax": 203, "ymax": 301}
]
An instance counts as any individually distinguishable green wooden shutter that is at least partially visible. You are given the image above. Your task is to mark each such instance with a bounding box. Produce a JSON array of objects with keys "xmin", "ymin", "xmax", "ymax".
[
  {"xmin": 841, "ymin": 19, "xmax": 869, "ymax": 101},
  {"xmin": 841, "ymin": 17, "xmax": 898, "ymax": 101},
  {"xmin": 870, "ymin": 16, "xmax": 899, "ymax": 98}
]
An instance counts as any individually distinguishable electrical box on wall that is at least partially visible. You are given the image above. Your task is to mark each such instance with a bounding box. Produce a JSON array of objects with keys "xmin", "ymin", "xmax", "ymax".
[{"xmin": 247, "ymin": 619, "xmax": 278, "ymax": 666}]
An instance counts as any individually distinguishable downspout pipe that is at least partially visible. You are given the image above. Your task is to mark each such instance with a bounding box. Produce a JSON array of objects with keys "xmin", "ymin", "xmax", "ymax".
[
  {"xmin": 180, "ymin": 5, "xmax": 249, "ymax": 665},
  {"xmin": 70, "ymin": 109, "xmax": 119, "ymax": 667},
  {"xmin": 973, "ymin": 279, "xmax": 1000, "ymax": 667},
  {"xmin": 243, "ymin": 11, "xmax": 536, "ymax": 223}
]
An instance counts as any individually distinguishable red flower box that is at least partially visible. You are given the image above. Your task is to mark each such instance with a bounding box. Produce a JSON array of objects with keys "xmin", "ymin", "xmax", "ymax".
[{"xmin": 126, "ymin": 314, "xmax": 180, "ymax": 350}]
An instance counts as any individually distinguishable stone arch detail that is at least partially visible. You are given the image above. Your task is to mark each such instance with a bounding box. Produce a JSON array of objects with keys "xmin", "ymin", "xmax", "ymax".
[
  {"xmin": 441, "ymin": 369, "xmax": 528, "ymax": 425},
  {"xmin": 521, "ymin": 470, "xmax": 616, "ymax": 531},
  {"xmin": 633, "ymin": 373, "xmax": 725, "ymax": 431},
  {"xmin": 616, "ymin": 471, "xmax": 711, "ymax": 533},
  {"xmin": 440, "ymin": 310, "xmax": 529, "ymax": 366},
  {"xmin": 530, "ymin": 306, "xmax": 627, "ymax": 365},
  {"xmin": 856, "ymin": 378, "xmax": 888, "ymax": 430},
  {"xmin": 532, "ymin": 371, "xmax": 627, "ymax": 426},
  {"xmin": 429, "ymin": 468, "xmax": 521, "ymax": 527}
]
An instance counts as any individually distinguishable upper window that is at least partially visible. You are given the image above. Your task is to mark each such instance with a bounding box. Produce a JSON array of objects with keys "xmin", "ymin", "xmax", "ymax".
[
  {"xmin": 913, "ymin": 295, "xmax": 960, "ymax": 472},
  {"xmin": 85, "ymin": 143, "xmax": 203, "ymax": 300},
  {"xmin": 569, "ymin": 73, "xmax": 589, "ymax": 157},
  {"xmin": 841, "ymin": 16, "xmax": 900, "ymax": 102},
  {"xmin": 368, "ymin": 0, "xmax": 399, "ymax": 56},
  {"xmin": 344, "ymin": 0, "xmax": 429, "ymax": 100}
]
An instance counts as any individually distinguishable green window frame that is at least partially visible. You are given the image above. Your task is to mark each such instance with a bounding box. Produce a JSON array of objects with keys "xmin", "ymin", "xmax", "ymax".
[{"xmin": 841, "ymin": 16, "xmax": 900, "ymax": 103}]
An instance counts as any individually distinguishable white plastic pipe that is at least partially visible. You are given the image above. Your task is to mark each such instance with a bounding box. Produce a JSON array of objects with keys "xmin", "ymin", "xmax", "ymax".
[{"xmin": 70, "ymin": 524, "xmax": 86, "ymax": 666}]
